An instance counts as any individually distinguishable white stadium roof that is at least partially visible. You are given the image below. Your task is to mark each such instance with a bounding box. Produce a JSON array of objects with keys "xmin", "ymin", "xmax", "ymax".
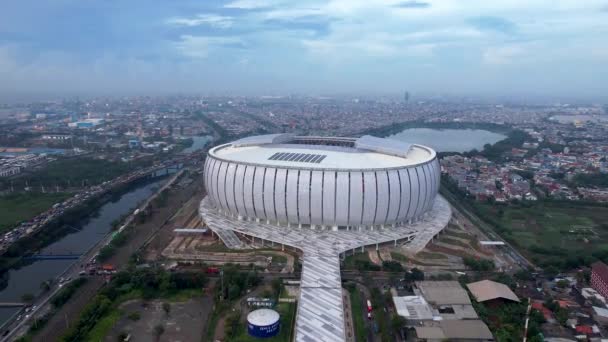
[{"xmin": 211, "ymin": 135, "xmax": 435, "ymax": 170}]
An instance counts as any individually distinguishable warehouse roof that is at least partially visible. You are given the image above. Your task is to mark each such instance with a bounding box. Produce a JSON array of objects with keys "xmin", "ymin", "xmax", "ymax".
[
  {"xmin": 415, "ymin": 320, "xmax": 493, "ymax": 340},
  {"xmin": 415, "ymin": 281, "xmax": 472, "ymax": 305},
  {"xmin": 467, "ymin": 280, "xmax": 520, "ymax": 303}
]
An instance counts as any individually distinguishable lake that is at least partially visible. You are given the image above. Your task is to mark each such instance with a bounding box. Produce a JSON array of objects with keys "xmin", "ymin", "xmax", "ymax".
[
  {"xmin": 181, "ymin": 135, "xmax": 213, "ymax": 154},
  {"xmin": 388, "ymin": 128, "xmax": 507, "ymax": 153}
]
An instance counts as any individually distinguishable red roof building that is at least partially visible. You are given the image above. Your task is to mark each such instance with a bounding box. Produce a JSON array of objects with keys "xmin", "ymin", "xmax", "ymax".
[{"xmin": 591, "ymin": 261, "xmax": 608, "ymax": 299}]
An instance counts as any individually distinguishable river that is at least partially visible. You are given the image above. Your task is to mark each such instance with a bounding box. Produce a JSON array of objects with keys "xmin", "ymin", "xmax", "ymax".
[
  {"xmin": 0, "ymin": 178, "xmax": 166, "ymax": 325},
  {"xmin": 389, "ymin": 128, "xmax": 507, "ymax": 153}
]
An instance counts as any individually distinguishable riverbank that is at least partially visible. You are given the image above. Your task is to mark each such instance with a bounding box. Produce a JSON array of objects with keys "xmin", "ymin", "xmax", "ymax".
[
  {"xmin": 0, "ymin": 175, "xmax": 163, "ymax": 276},
  {"xmin": 22, "ymin": 170, "xmax": 204, "ymax": 341}
]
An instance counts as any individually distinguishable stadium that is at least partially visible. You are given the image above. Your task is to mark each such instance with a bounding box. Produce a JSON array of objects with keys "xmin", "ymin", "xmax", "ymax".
[
  {"xmin": 203, "ymin": 134, "xmax": 440, "ymax": 229},
  {"xmin": 200, "ymin": 134, "xmax": 451, "ymax": 342}
]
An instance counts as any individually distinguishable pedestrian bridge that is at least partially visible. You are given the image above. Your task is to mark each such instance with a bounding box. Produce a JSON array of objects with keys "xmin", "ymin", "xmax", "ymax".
[{"xmin": 23, "ymin": 254, "xmax": 82, "ymax": 260}]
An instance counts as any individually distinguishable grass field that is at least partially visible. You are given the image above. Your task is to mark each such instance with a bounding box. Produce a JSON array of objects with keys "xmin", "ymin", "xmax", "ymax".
[
  {"xmin": 348, "ymin": 287, "xmax": 368, "ymax": 342},
  {"xmin": 474, "ymin": 202, "xmax": 608, "ymax": 266},
  {"xmin": 0, "ymin": 192, "xmax": 70, "ymax": 232}
]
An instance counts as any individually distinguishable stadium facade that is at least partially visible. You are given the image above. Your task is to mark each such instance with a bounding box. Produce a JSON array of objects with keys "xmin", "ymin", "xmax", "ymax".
[
  {"xmin": 204, "ymin": 134, "xmax": 440, "ymax": 229},
  {"xmin": 200, "ymin": 134, "xmax": 451, "ymax": 342}
]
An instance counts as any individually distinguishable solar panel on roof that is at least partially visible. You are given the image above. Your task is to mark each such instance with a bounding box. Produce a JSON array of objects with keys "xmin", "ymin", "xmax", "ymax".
[{"xmin": 268, "ymin": 152, "xmax": 327, "ymax": 164}]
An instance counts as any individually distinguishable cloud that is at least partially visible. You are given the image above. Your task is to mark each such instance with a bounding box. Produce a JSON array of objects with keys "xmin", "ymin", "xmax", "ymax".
[
  {"xmin": 223, "ymin": 0, "xmax": 281, "ymax": 10},
  {"xmin": 166, "ymin": 14, "xmax": 234, "ymax": 29},
  {"xmin": 468, "ymin": 16, "xmax": 516, "ymax": 33},
  {"xmin": 482, "ymin": 45, "xmax": 526, "ymax": 64},
  {"xmin": 393, "ymin": 1, "xmax": 431, "ymax": 9},
  {"xmin": 173, "ymin": 35, "xmax": 246, "ymax": 58}
]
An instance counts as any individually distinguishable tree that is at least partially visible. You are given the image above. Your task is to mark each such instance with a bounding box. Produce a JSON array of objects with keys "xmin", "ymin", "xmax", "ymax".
[
  {"xmin": 21, "ymin": 293, "xmax": 34, "ymax": 303},
  {"xmin": 154, "ymin": 324, "xmax": 165, "ymax": 339},
  {"xmin": 162, "ymin": 302, "xmax": 171, "ymax": 316},
  {"xmin": 40, "ymin": 280, "xmax": 51, "ymax": 292},
  {"xmin": 271, "ymin": 278, "xmax": 282, "ymax": 298},
  {"xmin": 408, "ymin": 268, "xmax": 425, "ymax": 281},
  {"xmin": 391, "ymin": 316, "xmax": 406, "ymax": 334}
]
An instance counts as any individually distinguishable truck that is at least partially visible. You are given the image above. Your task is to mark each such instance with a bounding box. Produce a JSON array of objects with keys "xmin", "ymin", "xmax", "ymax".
[
  {"xmin": 366, "ymin": 300, "xmax": 373, "ymax": 312},
  {"xmin": 205, "ymin": 267, "xmax": 220, "ymax": 274}
]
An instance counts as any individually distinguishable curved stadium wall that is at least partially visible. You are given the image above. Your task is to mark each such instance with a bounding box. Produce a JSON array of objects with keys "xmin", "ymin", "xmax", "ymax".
[{"xmin": 203, "ymin": 135, "xmax": 440, "ymax": 229}]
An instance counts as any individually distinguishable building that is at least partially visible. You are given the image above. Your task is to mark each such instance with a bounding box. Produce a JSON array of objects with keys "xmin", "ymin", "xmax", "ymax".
[
  {"xmin": 414, "ymin": 320, "xmax": 494, "ymax": 341},
  {"xmin": 204, "ymin": 134, "xmax": 440, "ymax": 229},
  {"xmin": 466, "ymin": 280, "xmax": 519, "ymax": 306},
  {"xmin": 200, "ymin": 134, "xmax": 451, "ymax": 342},
  {"xmin": 0, "ymin": 166, "xmax": 20, "ymax": 177},
  {"xmin": 41, "ymin": 134, "xmax": 71, "ymax": 141},
  {"xmin": 591, "ymin": 261, "xmax": 608, "ymax": 299},
  {"xmin": 392, "ymin": 295, "xmax": 434, "ymax": 323},
  {"xmin": 414, "ymin": 281, "xmax": 479, "ymax": 320}
]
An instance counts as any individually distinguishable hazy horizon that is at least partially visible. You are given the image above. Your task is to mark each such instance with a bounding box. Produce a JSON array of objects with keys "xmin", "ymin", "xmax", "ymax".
[{"xmin": 1, "ymin": 0, "xmax": 607, "ymax": 101}]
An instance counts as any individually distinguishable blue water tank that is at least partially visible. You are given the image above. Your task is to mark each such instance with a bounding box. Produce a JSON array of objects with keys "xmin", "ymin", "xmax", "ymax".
[{"xmin": 247, "ymin": 308, "xmax": 280, "ymax": 338}]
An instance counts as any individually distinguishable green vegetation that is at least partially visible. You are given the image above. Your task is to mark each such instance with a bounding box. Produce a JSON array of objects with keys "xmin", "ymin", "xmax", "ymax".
[
  {"xmin": 479, "ymin": 129, "xmax": 530, "ymax": 161},
  {"xmin": 474, "ymin": 297, "xmax": 544, "ymax": 342},
  {"xmin": 473, "ymin": 201, "xmax": 608, "ymax": 269},
  {"xmin": 61, "ymin": 267, "xmax": 207, "ymax": 341},
  {"xmin": 85, "ymin": 309, "xmax": 121, "ymax": 341},
  {"xmin": 0, "ymin": 192, "xmax": 70, "ymax": 232},
  {"xmin": 98, "ymin": 224, "xmax": 134, "ymax": 262},
  {"xmin": 51, "ymin": 278, "xmax": 87, "ymax": 308},
  {"xmin": 370, "ymin": 287, "xmax": 391, "ymax": 341},
  {"xmin": 442, "ymin": 177, "xmax": 608, "ymax": 271},
  {"xmin": 6, "ymin": 156, "xmax": 151, "ymax": 189},
  {"xmin": 347, "ymin": 285, "xmax": 369, "ymax": 342},
  {"xmin": 573, "ymin": 172, "xmax": 608, "ymax": 188},
  {"xmin": 463, "ymin": 257, "xmax": 495, "ymax": 271}
]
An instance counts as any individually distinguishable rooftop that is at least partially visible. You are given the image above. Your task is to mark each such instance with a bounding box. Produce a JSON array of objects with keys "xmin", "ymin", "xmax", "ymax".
[
  {"xmin": 392, "ymin": 296, "xmax": 434, "ymax": 320},
  {"xmin": 467, "ymin": 280, "xmax": 520, "ymax": 303},
  {"xmin": 210, "ymin": 134, "xmax": 435, "ymax": 170},
  {"xmin": 415, "ymin": 281, "xmax": 472, "ymax": 305},
  {"xmin": 415, "ymin": 320, "xmax": 493, "ymax": 340}
]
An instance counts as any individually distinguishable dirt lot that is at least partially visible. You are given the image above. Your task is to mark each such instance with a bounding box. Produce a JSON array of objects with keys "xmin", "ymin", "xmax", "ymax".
[{"xmin": 105, "ymin": 297, "xmax": 212, "ymax": 342}]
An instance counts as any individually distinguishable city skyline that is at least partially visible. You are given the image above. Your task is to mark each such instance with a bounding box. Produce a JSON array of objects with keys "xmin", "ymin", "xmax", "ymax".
[{"xmin": 1, "ymin": 0, "xmax": 607, "ymax": 100}]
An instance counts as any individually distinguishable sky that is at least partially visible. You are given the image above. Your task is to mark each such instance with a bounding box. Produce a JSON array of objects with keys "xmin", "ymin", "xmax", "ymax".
[{"xmin": 0, "ymin": 0, "xmax": 607, "ymax": 100}]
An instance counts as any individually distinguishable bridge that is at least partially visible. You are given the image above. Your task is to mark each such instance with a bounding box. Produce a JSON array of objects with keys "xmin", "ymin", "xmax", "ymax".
[
  {"xmin": 0, "ymin": 303, "xmax": 26, "ymax": 307},
  {"xmin": 23, "ymin": 254, "xmax": 82, "ymax": 260}
]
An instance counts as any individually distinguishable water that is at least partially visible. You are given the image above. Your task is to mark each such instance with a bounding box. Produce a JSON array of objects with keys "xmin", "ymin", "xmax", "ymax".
[
  {"xmin": 389, "ymin": 128, "xmax": 507, "ymax": 153},
  {"xmin": 0, "ymin": 178, "xmax": 165, "ymax": 325},
  {"xmin": 181, "ymin": 136, "xmax": 212, "ymax": 153}
]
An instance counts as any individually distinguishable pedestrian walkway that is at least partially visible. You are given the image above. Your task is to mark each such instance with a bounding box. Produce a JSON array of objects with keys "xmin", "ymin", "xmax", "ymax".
[{"xmin": 200, "ymin": 195, "xmax": 451, "ymax": 342}]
